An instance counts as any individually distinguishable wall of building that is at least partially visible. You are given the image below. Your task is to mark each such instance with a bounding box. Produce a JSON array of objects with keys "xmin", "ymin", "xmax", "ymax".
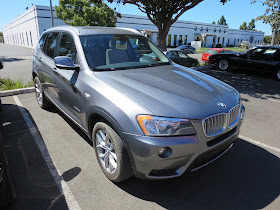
[
  {"xmin": 3, "ymin": 6, "xmax": 264, "ymax": 49},
  {"xmin": 2, "ymin": 5, "xmax": 65, "ymax": 49}
]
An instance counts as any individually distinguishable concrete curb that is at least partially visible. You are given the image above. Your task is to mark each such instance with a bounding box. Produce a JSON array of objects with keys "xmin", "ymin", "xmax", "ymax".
[{"xmin": 0, "ymin": 87, "xmax": 35, "ymax": 97}]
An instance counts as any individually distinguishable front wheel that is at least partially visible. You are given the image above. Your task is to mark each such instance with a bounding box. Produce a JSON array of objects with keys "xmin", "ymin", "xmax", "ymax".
[
  {"xmin": 218, "ymin": 59, "xmax": 230, "ymax": 71},
  {"xmin": 92, "ymin": 122, "xmax": 133, "ymax": 182}
]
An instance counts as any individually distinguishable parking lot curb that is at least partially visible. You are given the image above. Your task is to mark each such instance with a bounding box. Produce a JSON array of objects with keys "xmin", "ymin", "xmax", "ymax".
[{"xmin": 0, "ymin": 87, "xmax": 35, "ymax": 97}]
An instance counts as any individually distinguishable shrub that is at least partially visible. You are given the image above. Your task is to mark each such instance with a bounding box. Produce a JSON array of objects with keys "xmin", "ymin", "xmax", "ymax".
[
  {"xmin": 229, "ymin": 44, "xmax": 234, "ymax": 47},
  {"xmin": 0, "ymin": 77, "xmax": 34, "ymax": 91},
  {"xmin": 215, "ymin": 44, "xmax": 222, "ymax": 48}
]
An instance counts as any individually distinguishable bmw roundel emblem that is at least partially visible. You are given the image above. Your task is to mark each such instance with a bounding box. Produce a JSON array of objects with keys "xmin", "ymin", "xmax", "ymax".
[{"xmin": 218, "ymin": 102, "xmax": 226, "ymax": 108}]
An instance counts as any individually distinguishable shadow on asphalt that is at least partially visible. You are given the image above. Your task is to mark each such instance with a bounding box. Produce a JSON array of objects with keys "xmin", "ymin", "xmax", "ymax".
[
  {"xmin": 0, "ymin": 104, "xmax": 76, "ymax": 210},
  {"xmin": 117, "ymin": 139, "xmax": 280, "ymax": 209},
  {"xmin": 0, "ymin": 58, "xmax": 25, "ymax": 63},
  {"xmin": 197, "ymin": 67, "xmax": 280, "ymax": 101}
]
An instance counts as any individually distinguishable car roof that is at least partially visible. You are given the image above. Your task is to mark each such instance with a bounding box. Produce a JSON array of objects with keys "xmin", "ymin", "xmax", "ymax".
[{"xmin": 44, "ymin": 26, "xmax": 143, "ymax": 36}]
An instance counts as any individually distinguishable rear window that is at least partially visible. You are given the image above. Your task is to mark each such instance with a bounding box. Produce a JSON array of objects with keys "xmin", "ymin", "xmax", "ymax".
[{"xmin": 205, "ymin": 49, "xmax": 218, "ymax": 54}]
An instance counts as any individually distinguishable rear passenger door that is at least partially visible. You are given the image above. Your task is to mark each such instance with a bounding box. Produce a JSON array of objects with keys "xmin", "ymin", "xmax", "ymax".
[{"xmin": 38, "ymin": 32, "xmax": 60, "ymax": 102}]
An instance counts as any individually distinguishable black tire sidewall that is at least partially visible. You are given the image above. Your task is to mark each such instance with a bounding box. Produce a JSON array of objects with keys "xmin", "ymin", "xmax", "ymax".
[
  {"xmin": 218, "ymin": 59, "xmax": 230, "ymax": 71},
  {"xmin": 92, "ymin": 122, "xmax": 130, "ymax": 182}
]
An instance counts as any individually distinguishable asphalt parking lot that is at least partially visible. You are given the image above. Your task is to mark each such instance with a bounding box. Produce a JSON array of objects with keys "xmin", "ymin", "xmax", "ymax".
[{"xmin": 0, "ymin": 44, "xmax": 280, "ymax": 209}]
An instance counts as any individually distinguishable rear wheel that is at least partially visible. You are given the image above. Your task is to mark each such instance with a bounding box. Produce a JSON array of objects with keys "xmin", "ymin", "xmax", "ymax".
[
  {"xmin": 92, "ymin": 122, "xmax": 133, "ymax": 182},
  {"xmin": 34, "ymin": 77, "xmax": 52, "ymax": 109},
  {"xmin": 218, "ymin": 59, "xmax": 230, "ymax": 71}
]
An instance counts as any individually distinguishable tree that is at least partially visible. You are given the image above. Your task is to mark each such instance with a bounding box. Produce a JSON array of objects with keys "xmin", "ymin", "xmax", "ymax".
[
  {"xmin": 247, "ymin": 19, "xmax": 256, "ymax": 30},
  {"xmin": 264, "ymin": 35, "xmax": 272, "ymax": 43},
  {"xmin": 217, "ymin": 15, "xmax": 228, "ymax": 25},
  {"xmin": 239, "ymin": 22, "xmax": 248, "ymax": 30},
  {"xmin": 212, "ymin": 21, "xmax": 216, "ymax": 24},
  {"xmin": 93, "ymin": 0, "xmax": 229, "ymax": 50},
  {"xmin": 252, "ymin": 0, "xmax": 280, "ymax": 45},
  {"xmin": 55, "ymin": 0, "xmax": 116, "ymax": 27}
]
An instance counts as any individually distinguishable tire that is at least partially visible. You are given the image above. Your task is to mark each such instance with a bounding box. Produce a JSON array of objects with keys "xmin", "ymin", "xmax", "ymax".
[
  {"xmin": 34, "ymin": 77, "xmax": 52, "ymax": 109},
  {"xmin": 276, "ymin": 69, "xmax": 280, "ymax": 81},
  {"xmin": 218, "ymin": 59, "xmax": 230, "ymax": 71},
  {"xmin": 92, "ymin": 122, "xmax": 133, "ymax": 182}
]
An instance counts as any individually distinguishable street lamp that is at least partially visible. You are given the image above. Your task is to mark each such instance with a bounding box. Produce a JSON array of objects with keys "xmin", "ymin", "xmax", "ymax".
[{"xmin": 50, "ymin": 0, "xmax": 54, "ymax": 27}]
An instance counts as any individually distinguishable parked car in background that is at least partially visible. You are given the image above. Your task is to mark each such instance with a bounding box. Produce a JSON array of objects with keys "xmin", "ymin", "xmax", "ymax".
[
  {"xmin": 201, "ymin": 48, "xmax": 233, "ymax": 62},
  {"xmin": 164, "ymin": 49, "xmax": 199, "ymax": 67},
  {"xmin": 33, "ymin": 26, "xmax": 245, "ymax": 182},
  {"xmin": 209, "ymin": 46, "xmax": 280, "ymax": 80},
  {"xmin": 177, "ymin": 45, "xmax": 196, "ymax": 54}
]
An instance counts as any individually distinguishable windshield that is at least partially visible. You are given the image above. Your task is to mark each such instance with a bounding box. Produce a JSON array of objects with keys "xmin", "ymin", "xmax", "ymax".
[
  {"xmin": 205, "ymin": 49, "xmax": 218, "ymax": 54},
  {"xmin": 80, "ymin": 34, "xmax": 170, "ymax": 70}
]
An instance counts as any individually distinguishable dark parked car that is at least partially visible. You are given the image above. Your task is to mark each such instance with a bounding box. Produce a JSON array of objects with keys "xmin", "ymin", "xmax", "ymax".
[
  {"xmin": 209, "ymin": 46, "xmax": 280, "ymax": 80},
  {"xmin": 33, "ymin": 26, "xmax": 245, "ymax": 182},
  {"xmin": 164, "ymin": 49, "xmax": 199, "ymax": 67},
  {"xmin": 0, "ymin": 130, "xmax": 15, "ymax": 207},
  {"xmin": 177, "ymin": 45, "xmax": 196, "ymax": 54}
]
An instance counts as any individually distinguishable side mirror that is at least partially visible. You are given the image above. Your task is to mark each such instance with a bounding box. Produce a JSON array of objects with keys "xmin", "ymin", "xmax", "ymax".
[{"xmin": 54, "ymin": 56, "xmax": 80, "ymax": 70}]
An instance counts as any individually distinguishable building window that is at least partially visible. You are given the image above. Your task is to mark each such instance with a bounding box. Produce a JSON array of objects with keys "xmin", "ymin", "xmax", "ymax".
[
  {"xmin": 26, "ymin": 32, "xmax": 29, "ymax": 46},
  {"xmin": 179, "ymin": 35, "xmax": 183, "ymax": 45},
  {"xmin": 167, "ymin": 34, "xmax": 171, "ymax": 47},
  {"xmin": 184, "ymin": 35, "xmax": 188, "ymax": 44},
  {"xmin": 206, "ymin": 27, "xmax": 209, "ymax": 32},
  {"xmin": 222, "ymin": 37, "xmax": 225, "ymax": 46},
  {"xmin": 194, "ymin": 26, "xmax": 197, "ymax": 31},
  {"xmin": 30, "ymin": 31, "xmax": 33, "ymax": 47},
  {"xmin": 174, "ymin": 35, "xmax": 177, "ymax": 46},
  {"xmin": 241, "ymin": 39, "xmax": 243, "ymax": 43},
  {"xmin": 219, "ymin": 29, "xmax": 222, "ymax": 33},
  {"xmin": 237, "ymin": 39, "xmax": 239, "ymax": 44},
  {"xmin": 22, "ymin": 33, "xmax": 25, "ymax": 45},
  {"xmin": 218, "ymin": 37, "xmax": 220, "ymax": 44},
  {"xmin": 214, "ymin": 28, "xmax": 216, "ymax": 32},
  {"xmin": 224, "ymin": 29, "xmax": 226, "ymax": 33},
  {"xmin": 200, "ymin": 27, "xmax": 203, "ymax": 31}
]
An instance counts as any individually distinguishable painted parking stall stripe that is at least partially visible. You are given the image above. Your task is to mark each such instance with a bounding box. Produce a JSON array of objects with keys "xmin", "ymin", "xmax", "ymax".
[
  {"xmin": 13, "ymin": 95, "xmax": 81, "ymax": 210},
  {"xmin": 240, "ymin": 135, "xmax": 280, "ymax": 153}
]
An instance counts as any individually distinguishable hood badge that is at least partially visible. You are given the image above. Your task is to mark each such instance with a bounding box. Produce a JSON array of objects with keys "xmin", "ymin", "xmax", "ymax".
[{"xmin": 218, "ymin": 102, "xmax": 226, "ymax": 108}]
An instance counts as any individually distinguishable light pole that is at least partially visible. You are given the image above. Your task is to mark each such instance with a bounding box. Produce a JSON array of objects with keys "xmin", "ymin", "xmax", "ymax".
[{"xmin": 50, "ymin": 0, "xmax": 54, "ymax": 27}]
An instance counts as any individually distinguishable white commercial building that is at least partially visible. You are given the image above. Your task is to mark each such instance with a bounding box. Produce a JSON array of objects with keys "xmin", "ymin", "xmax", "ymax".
[{"xmin": 3, "ymin": 5, "xmax": 264, "ymax": 49}]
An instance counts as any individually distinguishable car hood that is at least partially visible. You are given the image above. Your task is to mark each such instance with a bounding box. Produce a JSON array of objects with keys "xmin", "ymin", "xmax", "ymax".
[{"xmin": 94, "ymin": 64, "xmax": 240, "ymax": 119}]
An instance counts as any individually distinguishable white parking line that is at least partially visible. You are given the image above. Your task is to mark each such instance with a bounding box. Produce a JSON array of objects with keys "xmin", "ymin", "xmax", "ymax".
[
  {"xmin": 267, "ymin": 98, "xmax": 280, "ymax": 103},
  {"xmin": 13, "ymin": 96, "xmax": 81, "ymax": 210},
  {"xmin": 240, "ymin": 135, "xmax": 280, "ymax": 153}
]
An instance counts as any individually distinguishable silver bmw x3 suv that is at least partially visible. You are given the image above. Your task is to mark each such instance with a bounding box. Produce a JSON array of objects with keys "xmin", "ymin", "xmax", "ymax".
[{"xmin": 32, "ymin": 26, "xmax": 245, "ymax": 182}]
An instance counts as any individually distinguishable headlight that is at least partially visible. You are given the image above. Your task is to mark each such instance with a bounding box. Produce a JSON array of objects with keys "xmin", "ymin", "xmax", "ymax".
[{"xmin": 137, "ymin": 115, "xmax": 196, "ymax": 136}]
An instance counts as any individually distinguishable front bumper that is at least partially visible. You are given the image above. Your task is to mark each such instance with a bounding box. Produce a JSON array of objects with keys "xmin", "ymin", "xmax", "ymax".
[{"xmin": 124, "ymin": 106, "xmax": 244, "ymax": 179}]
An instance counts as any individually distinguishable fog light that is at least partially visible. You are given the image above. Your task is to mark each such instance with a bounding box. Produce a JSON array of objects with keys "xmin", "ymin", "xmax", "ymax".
[{"xmin": 158, "ymin": 147, "xmax": 172, "ymax": 158}]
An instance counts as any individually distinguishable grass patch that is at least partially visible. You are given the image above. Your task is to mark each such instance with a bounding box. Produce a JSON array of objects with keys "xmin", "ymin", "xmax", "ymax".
[
  {"xmin": 195, "ymin": 47, "xmax": 247, "ymax": 53},
  {"xmin": 0, "ymin": 77, "xmax": 34, "ymax": 91}
]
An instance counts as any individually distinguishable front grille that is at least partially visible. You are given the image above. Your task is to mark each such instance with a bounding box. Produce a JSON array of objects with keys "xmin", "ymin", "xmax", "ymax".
[
  {"xmin": 202, "ymin": 113, "xmax": 227, "ymax": 137},
  {"xmin": 228, "ymin": 104, "xmax": 240, "ymax": 128}
]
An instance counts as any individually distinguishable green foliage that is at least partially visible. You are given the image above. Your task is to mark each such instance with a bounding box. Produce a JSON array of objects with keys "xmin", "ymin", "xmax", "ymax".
[
  {"xmin": 215, "ymin": 44, "xmax": 222, "ymax": 48},
  {"xmin": 217, "ymin": 16, "xmax": 228, "ymax": 26},
  {"xmin": 251, "ymin": 0, "xmax": 280, "ymax": 31},
  {"xmin": 99, "ymin": 0, "xmax": 230, "ymax": 50},
  {"xmin": 0, "ymin": 78, "xmax": 34, "ymax": 91},
  {"xmin": 0, "ymin": 32, "xmax": 2, "ymax": 37},
  {"xmin": 239, "ymin": 22, "xmax": 248, "ymax": 30},
  {"xmin": 212, "ymin": 21, "xmax": 216, "ymax": 24},
  {"xmin": 55, "ymin": 0, "xmax": 116, "ymax": 27},
  {"xmin": 247, "ymin": 19, "xmax": 256, "ymax": 30},
  {"xmin": 264, "ymin": 35, "xmax": 272, "ymax": 43}
]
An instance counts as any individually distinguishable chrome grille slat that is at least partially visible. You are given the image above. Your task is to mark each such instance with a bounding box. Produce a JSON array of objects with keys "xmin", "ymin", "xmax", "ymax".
[
  {"xmin": 202, "ymin": 113, "xmax": 227, "ymax": 137},
  {"xmin": 202, "ymin": 104, "xmax": 241, "ymax": 137}
]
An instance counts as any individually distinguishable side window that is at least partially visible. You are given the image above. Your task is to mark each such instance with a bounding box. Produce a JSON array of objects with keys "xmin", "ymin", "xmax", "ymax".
[
  {"xmin": 262, "ymin": 48, "xmax": 277, "ymax": 60},
  {"xmin": 169, "ymin": 51, "xmax": 178, "ymax": 58},
  {"xmin": 44, "ymin": 32, "xmax": 59, "ymax": 59},
  {"xmin": 39, "ymin": 33, "xmax": 47, "ymax": 50},
  {"xmin": 178, "ymin": 51, "xmax": 187, "ymax": 58},
  {"xmin": 58, "ymin": 33, "xmax": 77, "ymax": 63}
]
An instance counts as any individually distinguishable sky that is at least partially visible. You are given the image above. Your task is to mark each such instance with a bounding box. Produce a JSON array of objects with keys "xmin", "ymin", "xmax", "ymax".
[{"xmin": 0, "ymin": 0, "xmax": 273, "ymax": 35}]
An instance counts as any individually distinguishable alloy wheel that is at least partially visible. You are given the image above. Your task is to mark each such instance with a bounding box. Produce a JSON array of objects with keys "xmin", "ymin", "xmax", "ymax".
[
  {"xmin": 277, "ymin": 70, "xmax": 280, "ymax": 80},
  {"xmin": 219, "ymin": 60, "xmax": 228, "ymax": 71},
  {"xmin": 95, "ymin": 129, "xmax": 117, "ymax": 174},
  {"xmin": 35, "ymin": 81, "xmax": 43, "ymax": 105}
]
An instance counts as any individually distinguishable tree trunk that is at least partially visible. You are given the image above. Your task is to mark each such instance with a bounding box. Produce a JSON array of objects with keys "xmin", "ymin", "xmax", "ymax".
[
  {"xmin": 158, "ymin": 35, "xmax": 167, "ymax": 51},
  {"xmin": 271, "ymin": 30, "xmax": 275, "ymax": 46}
]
